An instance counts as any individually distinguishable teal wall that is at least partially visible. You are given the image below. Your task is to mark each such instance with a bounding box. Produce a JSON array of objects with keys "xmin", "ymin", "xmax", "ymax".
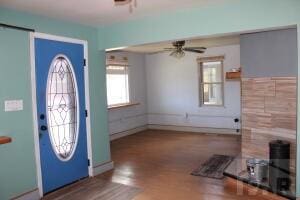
[
  {"xmin": 98, "ymin": 0, "xmax": 300, "ymax": 50},
  {"xmin": 0, "ymin": 29, "xmax": 37, "ymax": 200},
  {"xmin": 97, "ymin": 0, "xmax": 300, "ymax": 196},
  {"xmin": 0, "ymin": 0, "xmax": 300, "ymax": 199},
  {"xmin": 0, "ymin": 8, "xmax": 110, "ymax": 200}
]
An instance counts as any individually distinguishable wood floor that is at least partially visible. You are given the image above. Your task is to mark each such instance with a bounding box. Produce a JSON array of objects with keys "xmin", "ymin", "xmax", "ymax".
[
  {"xmin": 99, "ymin": 129, "xmax": 267, "ymax": 200},
  {"xmin": 43, "ymin": 178, "xmax": 140, "ymax": 200},
  {"xmin": 46, "ymin": 129, "xmax": 287, "ymax": 200}
]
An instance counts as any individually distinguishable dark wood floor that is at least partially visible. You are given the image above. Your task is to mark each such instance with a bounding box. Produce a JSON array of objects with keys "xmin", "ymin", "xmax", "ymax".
[{"xmin": 100, "ymin": 129, "xmax": 252, "ymax": 200}]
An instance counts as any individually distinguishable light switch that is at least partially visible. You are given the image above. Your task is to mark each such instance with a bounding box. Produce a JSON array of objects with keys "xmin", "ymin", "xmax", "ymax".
[{"xmin": 4, "ymin": 100, "xmax": 23, "ymax": 112}]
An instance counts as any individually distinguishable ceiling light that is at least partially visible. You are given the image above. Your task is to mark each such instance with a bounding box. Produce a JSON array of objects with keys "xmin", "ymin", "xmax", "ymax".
[
  {"xmin": 170, "ymin": 50, "xmax": 185, "ymax": 59},
  {"xmin": 114, "ymin": 0, "xmax": 137, "ymax": 13},
  {"xmin": 165, "ymin": 40, "xmax": 206, "ymax": 59}
]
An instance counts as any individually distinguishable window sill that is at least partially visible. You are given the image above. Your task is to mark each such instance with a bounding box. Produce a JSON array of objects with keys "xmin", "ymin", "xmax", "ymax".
[
  {"xmin": 200, "ymin": 104, "xmax": 225, "ymax": 108},
  {"xmin": 108, "ymin": 103, "xmax": 140, "ymax": 110}
]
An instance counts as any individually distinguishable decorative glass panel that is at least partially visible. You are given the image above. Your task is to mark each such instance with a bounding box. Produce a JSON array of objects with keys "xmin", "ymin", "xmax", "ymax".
[{"xmin": 47, "ymin": 55, "xmax": 78, "ymax": 160}]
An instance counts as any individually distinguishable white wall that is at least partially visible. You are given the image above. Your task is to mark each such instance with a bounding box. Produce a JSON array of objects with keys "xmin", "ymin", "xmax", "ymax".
[
  {"xmin": 106, "ymin": 52, "xmax": 148, "ymax": 135},
  {"xmin": 145, "ymin": 45, "xmax": 241, "ymax": 131}
]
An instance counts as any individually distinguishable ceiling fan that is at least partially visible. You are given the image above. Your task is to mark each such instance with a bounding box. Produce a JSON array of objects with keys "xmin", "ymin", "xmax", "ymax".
[
  {"xmin": 114, "ymin": 0, "xmax": 137, "ymax": 13},
  {"xmin": 164, "ymin": 41, "xmax": 206, "ymax": 59}
]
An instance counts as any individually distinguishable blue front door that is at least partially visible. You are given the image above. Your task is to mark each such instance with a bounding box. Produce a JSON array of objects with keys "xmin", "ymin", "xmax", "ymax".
[{"xmin": 35, "ymin": 38, "xmax": 89, "ymax": 194}]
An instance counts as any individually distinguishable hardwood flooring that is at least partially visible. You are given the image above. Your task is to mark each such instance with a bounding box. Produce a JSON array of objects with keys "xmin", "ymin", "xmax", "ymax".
[
  {"xmin": 43, "ymin": 178, "xmax": 140, "ymax": 200},
  {"xmin": 46, "ymin": 130, "xmax": 287, "ymax": 199},
  {"xmin": 100, "ymin": 129, "xmax": 273, "ymax": 200}
]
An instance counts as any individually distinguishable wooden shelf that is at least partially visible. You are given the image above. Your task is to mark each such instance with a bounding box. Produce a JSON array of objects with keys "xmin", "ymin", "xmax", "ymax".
[
  {"xmin": 226, "ymin": 71, "xmax": 241, "ymax": 80},
  {"xmin": 0, "ymin": 136, "xmax": 12, "ymax": 145},
  {"xmin": 108, "ymin": 103, "xmax": 140, "ymax": 110}
]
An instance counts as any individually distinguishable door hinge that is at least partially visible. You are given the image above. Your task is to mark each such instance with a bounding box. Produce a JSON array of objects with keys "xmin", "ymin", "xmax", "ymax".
[
  {"xmin": 83, "ymin": 58, "xmax": 86, "ymax": 67},
  {"xmin": 85, "ymin": 109, "xmax": 88, "ymax": 117},
  {"xmin": 88, "ymin": 159, "xmax": 90, "ymax": 167}
]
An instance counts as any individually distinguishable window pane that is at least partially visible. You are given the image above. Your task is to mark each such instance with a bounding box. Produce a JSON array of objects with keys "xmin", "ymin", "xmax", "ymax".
[
  {"xmin": 202, "ymin": 61, "xmax": 222, "ymax": 83},
  {"xmin": 47, "ymin": 56, "xmax": 78, "ymax": 160},
  {"xmin": 203, "ymin": 83, "xmax": 223, "ymax": 105},
  {"xmin": 106, "ymin": 66, "xmax": 129, "ymax": 106}
]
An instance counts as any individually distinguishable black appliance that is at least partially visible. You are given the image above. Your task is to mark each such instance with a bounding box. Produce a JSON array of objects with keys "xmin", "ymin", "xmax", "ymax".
[{"xmin": 269, "ymin": 140, "xmax": 290, "ymax": 192}]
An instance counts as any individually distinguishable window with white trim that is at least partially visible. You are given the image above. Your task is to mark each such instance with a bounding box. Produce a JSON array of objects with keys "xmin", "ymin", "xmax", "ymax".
[
  {"xmin": 198, "ymin": 56, "xmax": 224, "ymax": 106},
  {"xmin": 106, "ymin": 64, "xmax": 130, "ymax": 106}
]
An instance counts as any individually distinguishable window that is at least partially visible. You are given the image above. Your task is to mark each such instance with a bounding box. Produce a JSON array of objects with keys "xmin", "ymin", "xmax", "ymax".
[
  {"xmin": 198, "ymin": 56, "xmax": 224, "ymax": 106},
  {"xmin": 47, "ymin": 55, "xmax": 78, "ymax": 160},
  {"xmin": 106, "ymin": 65, "xmax": 130, "ymax": 106}
]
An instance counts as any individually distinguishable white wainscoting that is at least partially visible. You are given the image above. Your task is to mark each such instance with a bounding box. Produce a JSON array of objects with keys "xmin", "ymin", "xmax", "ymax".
[
  {"xmin": 148, "ymin": 124, "xmax": 239, "ymax": 135},
  {"xmin": 107, "ymin": 52, "xmax": 148, "ymax": 136}
]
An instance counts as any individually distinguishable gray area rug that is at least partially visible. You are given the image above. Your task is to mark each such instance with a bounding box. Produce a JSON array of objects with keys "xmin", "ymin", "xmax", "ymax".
[
  {"xmin": 191, "ymin": 154, "xmax": 234, "ymax": 179},
  {"xmin": 43, "ymin": 178, "xmax": 141, "ymax": 200}
]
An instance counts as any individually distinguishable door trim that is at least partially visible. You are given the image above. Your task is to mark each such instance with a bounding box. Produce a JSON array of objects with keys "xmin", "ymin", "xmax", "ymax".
[{"xmin": 30, "ymin": 32, "xmax": 93, "ymax": 197}]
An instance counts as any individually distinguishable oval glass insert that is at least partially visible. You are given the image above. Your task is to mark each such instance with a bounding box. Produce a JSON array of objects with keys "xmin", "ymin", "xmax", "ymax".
[{"xmin": 46, "ymin": 55, "xmax": 79, "ymax": 161}]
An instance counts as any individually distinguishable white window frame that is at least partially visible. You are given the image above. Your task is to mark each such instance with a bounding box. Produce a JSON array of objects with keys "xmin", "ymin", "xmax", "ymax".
[{"xmin": 198, "ymin": 56, "xmax": 225, "ymax": 107}]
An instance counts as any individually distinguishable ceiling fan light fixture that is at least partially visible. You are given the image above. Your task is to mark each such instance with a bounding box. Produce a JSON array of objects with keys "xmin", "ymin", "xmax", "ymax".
[
  {"xmin": 165, "ymin": 40, "xmax": 206, "ymax": 59},
  {"xmin": 114, "ymin": 0, "xmax": 137, "ymax": 13},
  {"xmin": 170, "ymin": 50, "xmax": 185, "ymax": 59},
  {"xmin": 114, "ymin": 0, "xmax": 132, "ymax": 6}
]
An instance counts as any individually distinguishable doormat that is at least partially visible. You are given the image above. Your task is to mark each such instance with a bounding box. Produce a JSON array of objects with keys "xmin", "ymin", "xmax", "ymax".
[{"xmin": 191, "ymin": 154, "xmax": 234, "ymax": 179}]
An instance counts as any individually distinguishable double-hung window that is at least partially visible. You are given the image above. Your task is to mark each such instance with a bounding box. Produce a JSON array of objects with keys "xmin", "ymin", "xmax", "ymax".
[
  {"xmin": 198, "ymin": 56, "xmax": 224, "ymax": 106},
  {"xmin": 106, "ymin": 59, "xmax": 130, "ymax": 106}
]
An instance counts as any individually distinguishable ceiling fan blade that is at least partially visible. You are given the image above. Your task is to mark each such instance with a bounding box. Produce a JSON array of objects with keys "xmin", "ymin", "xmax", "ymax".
[
  {"xmin": 183, "ymin": 48, "xmax": 205, "ymax": 53},
  {"xmin": 164, "ymin": 48, "xmax": 176, "ymax": 52},
  {"xmin": 148, "ymin": 50, "xmax": 167, "ymax": 55},
  {"xmin": 184, "ymin": 47, "xmax": 207, "ymax": 50}
]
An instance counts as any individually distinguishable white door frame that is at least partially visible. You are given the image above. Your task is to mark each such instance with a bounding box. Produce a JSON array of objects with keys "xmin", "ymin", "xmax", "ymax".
[{"xmin": 29, "ymin": 32, "xmax": 93, "ymax": 197}]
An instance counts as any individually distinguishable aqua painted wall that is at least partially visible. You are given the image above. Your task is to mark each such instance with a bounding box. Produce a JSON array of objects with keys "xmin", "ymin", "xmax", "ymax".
[
  {"xmin": 0, "ymin": 8, "xmax": 110, "ymax": 200},
  {"xmin": 0, "ymin": 28, "xmax": 37, "ymax": 200},
  {"xmin": 97, "ymin": 0, "xmax": 300, "ymax": 196},
  {"xmin": 98, "ymin": 0, "xmax": 300, "ymax": 50},
  {"xmin": 0, "ymin": 0, "xmax": 300, "ymax": 199}
]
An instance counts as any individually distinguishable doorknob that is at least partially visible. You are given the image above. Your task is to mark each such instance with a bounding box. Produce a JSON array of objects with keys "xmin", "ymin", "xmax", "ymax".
[{"xmin": 40, "ymin": 125, "xmax": 48, "ymax": 131}]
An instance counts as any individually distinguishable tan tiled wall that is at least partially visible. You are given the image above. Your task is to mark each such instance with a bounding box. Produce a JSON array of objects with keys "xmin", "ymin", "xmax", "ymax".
[{"xmin": 241, "ymin": 77, "xmax": 296, "ymax": 176}]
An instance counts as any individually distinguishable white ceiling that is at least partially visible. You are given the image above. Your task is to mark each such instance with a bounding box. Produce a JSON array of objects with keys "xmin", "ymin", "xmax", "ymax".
[
  {"xmin": 0, "ymin": 0, "xmax": 231, "ymax": 26},
  {"xmin": 119, "ymin": 35, "xmax": 240, "ymax": 54}
]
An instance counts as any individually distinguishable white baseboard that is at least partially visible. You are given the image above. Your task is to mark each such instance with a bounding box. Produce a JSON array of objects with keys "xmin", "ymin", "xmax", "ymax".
[
  {"xmin": 109, "ymin": 124, "xmax": 239, "ymax": 140},
  {"xmin": 11, "ymin": 189, "xmax": 40, "ymax": 200},
  {"xmin": 148, "ymin": 124, "xmax": 240, "ymax": 135},
  {"xmin": 92, "ymin": 161, "xmax": 114, "ymax": 176},
  {"xmin": 110, "ymin": 125, "xmax": 148, "ymax": 141}
]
